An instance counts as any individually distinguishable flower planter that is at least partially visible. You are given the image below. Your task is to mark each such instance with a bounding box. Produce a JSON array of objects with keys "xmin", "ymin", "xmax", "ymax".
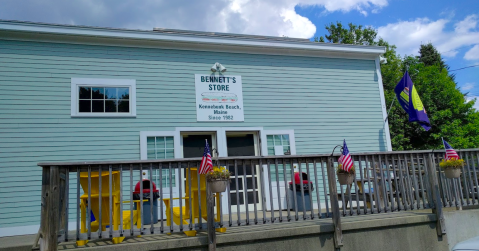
[
  {"xmin": 337, "ymin": 173, "xmax": 354, "ymax": 185},
  {"xmin": 444, "ymin": 168, "xmax": 461, "ymax": 179},
  {"xmin": 208, "ymin": 179, "xmax": 228, "ymax": 193}
]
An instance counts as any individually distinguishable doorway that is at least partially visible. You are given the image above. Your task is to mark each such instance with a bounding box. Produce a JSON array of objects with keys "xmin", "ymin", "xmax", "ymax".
[{"xmin": 225, "ymin": 132, "xmax": 262, "ymax": 212}]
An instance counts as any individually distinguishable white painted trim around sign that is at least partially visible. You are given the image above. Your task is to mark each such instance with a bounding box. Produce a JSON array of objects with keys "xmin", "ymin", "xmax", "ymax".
[
  {"xmin": 70, "ymin": 78, "xmax": 137, "ymax": 117},
  {"xmin": 375, "ymin": 57, "xmax": 392, "ymax": 151}
]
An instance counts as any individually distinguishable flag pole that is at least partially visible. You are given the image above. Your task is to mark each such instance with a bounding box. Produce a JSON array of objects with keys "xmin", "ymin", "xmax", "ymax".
[
  {"xmin": 385, "ymin": 64, "xmax": 408, "ymax": 124},
  {"xmin": 441, "ymin": 137, "xmax": 446, "ymax": 151},
  {"xmin": 384, "ymin": 95, "xmax": 397, "ymax": 123}
]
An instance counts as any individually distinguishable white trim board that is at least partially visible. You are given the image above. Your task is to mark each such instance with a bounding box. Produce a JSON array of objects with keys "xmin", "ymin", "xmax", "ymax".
[
  {"xmin": 375, "ymin": 57, "xmax": 392, "ymax": 151},
  {"xmin": 0, "ymin": 21, "xmax": 385, "ymax": 60},
  {"xmin": 0, "ymin": 21, "xmax": 385, "ymax": 55}
]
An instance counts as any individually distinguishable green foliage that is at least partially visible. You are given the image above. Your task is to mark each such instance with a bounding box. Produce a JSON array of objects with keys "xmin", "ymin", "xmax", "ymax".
[
  {"xmin": 314, "ymin": 36, "xmax": 325, "ymax": 42},
  {"xmin": 382, "ymin": 46, "xmax": 479, "ymax": 150},
  {"xmin": 319, "ymin": 21, "xmax": 377, "ymax": 45},
  {"xmin": 318, "ymin": 22, "xmax": 479, "ymax": 150},
  {"xmin": 418, "ymin": 43, "xmax": 446, "ymax": 70}
]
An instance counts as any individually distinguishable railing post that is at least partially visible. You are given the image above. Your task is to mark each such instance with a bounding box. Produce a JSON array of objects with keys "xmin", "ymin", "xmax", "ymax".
[
  {"xmin": 426, "ymin": 154, "xmax": 446, "ymax": 236},
  {"xmin": 40, "ymin": 166, "xmax": 60, "ymax": 251},
  {"xmin": 327, "ymin": 157, "xmax": 343, "ymax": 248},
  {"xmin": 206, "ymin": 182, "xmax": 216, "ymax": 251}
]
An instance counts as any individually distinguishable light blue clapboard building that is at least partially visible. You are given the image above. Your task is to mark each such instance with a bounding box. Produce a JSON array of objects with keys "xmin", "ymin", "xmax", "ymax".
[{"xmin": 0, "ymin": 20, "xmax": 390, "ymax": 236}]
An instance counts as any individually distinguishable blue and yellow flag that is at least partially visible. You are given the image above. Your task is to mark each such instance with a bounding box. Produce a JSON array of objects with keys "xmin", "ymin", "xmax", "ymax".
[{"xmin": 394, "ymin": 71, "xmax": 431, "ymax": 131}]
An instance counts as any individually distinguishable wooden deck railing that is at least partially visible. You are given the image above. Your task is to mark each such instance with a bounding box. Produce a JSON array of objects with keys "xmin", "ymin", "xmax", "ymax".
[{"xmin": 36, "ymin": 149, "xmax": 479, "ymax": 250}]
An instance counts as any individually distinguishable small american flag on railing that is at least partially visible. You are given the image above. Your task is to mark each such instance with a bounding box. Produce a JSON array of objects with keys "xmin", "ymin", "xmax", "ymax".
[
  {"xmin": 198, "ymin": 140, "xmax": 213, "ymax": 174},
  {"xmin": 443, "ymin": 139, "xmax": 459, "ymax": 160},
  {"xmin": 338, "ymin": 139, "xmax": 353, "ymax": 172}
]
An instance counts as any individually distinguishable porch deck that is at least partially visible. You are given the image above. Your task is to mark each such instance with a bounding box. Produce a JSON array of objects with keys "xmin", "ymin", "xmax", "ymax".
[{"xmin": 32, "ymin": 149, "xmax": 479, "ymax": 250}]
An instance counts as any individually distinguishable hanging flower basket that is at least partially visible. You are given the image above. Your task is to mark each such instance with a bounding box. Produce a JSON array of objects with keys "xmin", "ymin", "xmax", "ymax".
[
  {"xmin": 444, "ymin": 168, "xmax": 461, "ymax": 179},
  {"xmin": 336, "ymin": 164, "xmax": 355, "ymax": 185},
  {"xmin": 206, "ymin": 167, "xmax": 231, "ymax": 193},
  {"xmin": 337, "ymin": 173, "xmax": 354, "ymax": 185},
  {"xmin": 208, "ymin": 179, "xmax": 228, "ymax": 193},
  {"xmin": 439, "ymin": 159, "xmax": 464, "ymax": 179}
]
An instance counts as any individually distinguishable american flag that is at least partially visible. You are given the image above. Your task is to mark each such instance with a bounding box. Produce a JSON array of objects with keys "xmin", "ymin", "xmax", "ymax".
[
  {"xmin": 443, "ymin": 139, "xmax": 459, "ymax": 160},
  {"xmin": 338, "ymin": 140, "xmax": 353, "ymax": 172},
  {"xmin": 198, "ymin": 140, "xmax": 213, "ymax": 174}
]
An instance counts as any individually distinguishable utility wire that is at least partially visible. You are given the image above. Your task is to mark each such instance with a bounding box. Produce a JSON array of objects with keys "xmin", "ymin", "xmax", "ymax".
[{"xmin": 449, "ymin": 64, "xmax": 479, "ymax": 72}]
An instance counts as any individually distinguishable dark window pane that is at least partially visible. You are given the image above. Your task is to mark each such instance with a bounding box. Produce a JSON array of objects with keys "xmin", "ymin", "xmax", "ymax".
[
  {"xmin": 236, "ymin": 166, "xmax": 244, "ymax": 176},
  {"xmin": 227, "ymin": 164, "xmax": 236, "ymax": 176},
  {"xmin": 79, "ymin": 100, "xmax": 91, "ymax": 112},
  {"xmin": 247, "ymin": 191, "xmax": 259, "ymax": 204},
  {"xmin": 230, "ymin": 192, "xmax": 244, "ymax": 205},
  {"xmin": 105, "ymin": 100, "xmax": 116, "ymax": 112},
  {"xmin": 105, "ymin": 88, "xmax": 117, "ymax": 99},
  {"xmin": 118, "ymin": 100, "xmax": 129, "ymax": 113},
  {"xmin": 235, "ymin": 164, "xmax": 254, "ymax": 175},
  {"xmin": 92, "ymin": 100, "xmax": 104, "ymax": 112},
  {"xmin": 245, "ymin": 164, "xmax": 254, "ymax": 175},
  {"xmin": 118, "ymin": 88, "xmax": 129, "ymax": 99},
  {"xmin": 92, "ymin": 88, "xmax": 105, "ymax": 99},
  {"xmin": 182, "ymin": 135, "xmax": 212, "ymax": 158},
  {"xmin": 226, "ymin": 134, "xmax": 255, "ymax": 156},
  {"xmin": 230, "ymin": 193, "xmax": 237, "ymax": 205},
  {"xmin": 79, "ymin": 87, "xmax": 91, "ymax": 99},
  {"xmin": 229, "ymin": 178, "xmax": 243, "ymax": 191},
  {"xmin": 246, "ymin": 177, "xmax": 257, "ymax": 189},
  {"xmin": 238, "ymin": 192, "xmax": 244, "ymax": 204}
]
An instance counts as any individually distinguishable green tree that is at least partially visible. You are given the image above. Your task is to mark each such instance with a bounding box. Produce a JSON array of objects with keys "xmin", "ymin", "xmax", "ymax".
[
  {"xmin": 318, "ymin": 22, "xmax": 479, "ymax": 150},
  {"xmin": 418, "ymin": 43, "xmax": 446, "ymax": 69},
  {"xmin": 418, "ymin": 43, "xmax": 457, "ymax": 82},
  {"xmin": 316, "ymin": 22, "xmax": 377, "ymax": 45},
  {"xmin": 382, "ymin": 44, "xmax": 479, "ymax": 150}
]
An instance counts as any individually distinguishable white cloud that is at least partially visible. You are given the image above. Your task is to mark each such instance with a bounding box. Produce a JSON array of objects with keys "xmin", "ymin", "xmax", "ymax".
[
  {"xmin": 462, "ymin": 82, "xmax": 475, "ymax": 91},
  {"xmin": 466, "ymin": 96, "xmax": 479, "ymax": 110},
  {"xmin": 377, "ymin": 15, "xmax": 479, "ymax": 59},
  {"xmin": 455, "ymin": 14, "xmax": 477, "ymax": 33},
  {"xmin": 377, "ymin": 18, "xmax": 448, "ymax": 55},
  {"xmin": 464, "ymin": 45, "xmax": 479, "ymax": 60},
  {"xmin": 0, "ymin": 0, "xmax": 389, "ymax": 39}
]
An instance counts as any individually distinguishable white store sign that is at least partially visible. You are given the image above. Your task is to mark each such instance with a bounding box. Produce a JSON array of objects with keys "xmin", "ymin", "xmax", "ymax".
[{"xmin": 195, "ymin": 74, "xmax": 244, "ymax": 122}]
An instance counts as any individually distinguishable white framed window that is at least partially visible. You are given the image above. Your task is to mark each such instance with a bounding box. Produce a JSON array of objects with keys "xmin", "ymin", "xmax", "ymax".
[
  {"xmin": 260, "ymin": 130, "xmax": 296, "ymax": 156},
  {"xmin": 140, "ymin": 131, "xmax": 181, "ymax": 189},
  {"xmin": 261, "ymin": 130, "xmax": 296, "ymax": 181},
  {"xmin": 148, "ymin": 136, "xmax": 176, "ymax": 188},
  {"xmin": 71, "ymin": 78, "xmax": 136, "ymax": 117}
]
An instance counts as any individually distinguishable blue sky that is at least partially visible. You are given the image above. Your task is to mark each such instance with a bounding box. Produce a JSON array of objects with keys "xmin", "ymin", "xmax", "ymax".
[
  {"xmin": 0, "ymin": 0, "xmax": 478, "ymax": 104},
  {"xmin": 297, "ymin": 0, "xmax": 479, "ymax": 100}
]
